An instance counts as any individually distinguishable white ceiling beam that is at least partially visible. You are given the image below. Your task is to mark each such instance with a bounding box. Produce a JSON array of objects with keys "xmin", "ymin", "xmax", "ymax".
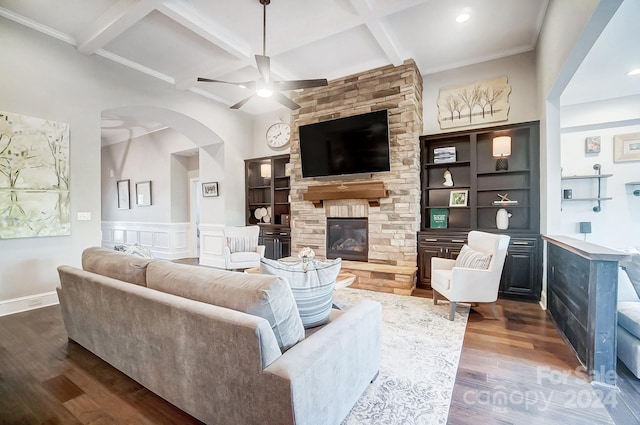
[
  {"xmin": 158, "ymin": 0, "xmax": 252, "ymax": 61},
  {"xmin": 158, "ymin": 0, "xmax": 260, "ymax": 90},
  {"xmin": 349, "ymin": 0, "xmax": 403, "ymax": 66},
  {"xmin": 76, "ymin": 0, "xmax": 162, "ymax": 54}
]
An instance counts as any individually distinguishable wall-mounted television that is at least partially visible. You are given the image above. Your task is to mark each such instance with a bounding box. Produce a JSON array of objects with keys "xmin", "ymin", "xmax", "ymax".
[{"xmin": 299, "ymin": 109, "xmax": 390, "ymax": 178}]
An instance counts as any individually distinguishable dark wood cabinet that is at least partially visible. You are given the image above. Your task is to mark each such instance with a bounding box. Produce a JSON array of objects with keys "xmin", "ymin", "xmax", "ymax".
[
  {"xmin": 418, "ymin": 233, "xmax": 466, "ymax": 286},
  {"xmin": 418, "ymin": 121, "xmax": 541, "ymax": 301},
  {"xmin": 260, "ymin": 226, "xmax": 291, "ymax": 260},
  {"xmin": 245, "ymin": 154, "xmax": 291, "ymax": 260},
  {"xmin": 500, "ymin": 236, "xmax": 541, "ymax": 301}
]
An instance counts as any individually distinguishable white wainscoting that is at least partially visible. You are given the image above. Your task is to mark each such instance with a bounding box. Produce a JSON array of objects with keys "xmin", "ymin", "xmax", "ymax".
[
  {"xmin": 101, "ymin": 221, "xmax": 191, "ymax": 260},
  {"xmin": 199, "ymin": 224, "xmax": 226, "ymax": 269}
]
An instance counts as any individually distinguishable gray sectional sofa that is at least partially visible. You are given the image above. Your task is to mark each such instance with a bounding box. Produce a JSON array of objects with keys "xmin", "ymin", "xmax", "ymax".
[
  {"xmin": 57, "ymin": 247, "xmax": 381, "ymax": 425},
  {"xmin": 618, "ymin": 254, "xmax": 640, "ymax": 378}
]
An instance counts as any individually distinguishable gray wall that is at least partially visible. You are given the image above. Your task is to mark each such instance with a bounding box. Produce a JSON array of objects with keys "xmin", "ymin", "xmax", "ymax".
[
  {"xmin": 422, "ymin": 51, "xmax": 539, "ymax": 135},
  {"xmin": 102, "ymin": 128, "xmax": 196, "ymax": 223},
  {"xmin": 0, "ymin": 18, "xmax": 253, "ymax": 304}
]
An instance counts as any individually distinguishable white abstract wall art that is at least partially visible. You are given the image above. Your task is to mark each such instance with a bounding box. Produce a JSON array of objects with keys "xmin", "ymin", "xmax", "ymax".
[
  {"xmin": 437, "ymin": 76, "xmax": 511, "ymax": 129},
  {"xmin": 0, "ymin": 111, "xmax": 70, "ymax": 239}
]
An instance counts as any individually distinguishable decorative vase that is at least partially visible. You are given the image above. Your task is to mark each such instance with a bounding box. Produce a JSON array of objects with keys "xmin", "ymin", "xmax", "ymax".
[{"xmin": 496, "ymin": 208, "xmax": 512, "ymax": 230}]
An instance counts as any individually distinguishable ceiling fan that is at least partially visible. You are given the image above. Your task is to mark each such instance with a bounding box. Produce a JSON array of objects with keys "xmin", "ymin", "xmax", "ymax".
[{"xmin": 197, "ymin": 0, "xmax": 328, "ymax": 110}]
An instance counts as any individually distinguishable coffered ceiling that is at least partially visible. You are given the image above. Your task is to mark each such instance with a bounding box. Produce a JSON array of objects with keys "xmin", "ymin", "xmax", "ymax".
[{"xmin": 1, "ymin": 0, "xmax": 549, "ymax": 115}]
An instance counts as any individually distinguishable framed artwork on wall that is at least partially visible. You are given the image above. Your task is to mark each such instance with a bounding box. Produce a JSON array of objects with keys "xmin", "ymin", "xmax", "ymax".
[
  {"xmin": 0, "ymin": 111, "xmax": 70, "ymax": 239},
  {"xmin": 117, "ymin": 179, "xmax": 130, "ymax": 209},
  {"xmin": 202, "ymin": 181, "xmax": 219, "ymax": 197},
  {"xmin": 135, "ymin": 181, "xmax": 152, "ymax": 206},
  {"xmin": 614, "ymin": 132, "xmax": 640, "ymax": 162},
  {"xmin": 585, "ymin": 136, "xmax": 601, "ymax": 153}
]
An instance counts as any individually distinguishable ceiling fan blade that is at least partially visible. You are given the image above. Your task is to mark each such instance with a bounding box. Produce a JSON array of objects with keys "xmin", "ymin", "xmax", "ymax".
[
  {"xmin": 272, "ymin": 79, "xmax": 329, "ymax": 91},
  {"xmin": 272, "ymin": 92, "xmax": 301, "ymax": 110},
  {"xmin": 197, "ymin": 78, "xmax": 256, "ymax": 90},
  {"xmin": 255, "ymin": 55, "xmax": 271, "ymax": 84},
  {"xmin": 230, "ymin": 96, "xmax": 253, "ymax": 109}
]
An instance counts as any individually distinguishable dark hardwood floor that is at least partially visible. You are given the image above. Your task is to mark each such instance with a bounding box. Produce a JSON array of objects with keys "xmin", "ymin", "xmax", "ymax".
[{"xmin": 1, "ymin": 288, "xmax": 637, "ymax": 424}]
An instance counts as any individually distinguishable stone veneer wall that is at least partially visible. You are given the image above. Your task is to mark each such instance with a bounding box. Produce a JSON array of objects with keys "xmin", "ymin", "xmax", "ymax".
[{"xmin": 289, "ymin": 59, "xmax": 423, "ymax": 267}]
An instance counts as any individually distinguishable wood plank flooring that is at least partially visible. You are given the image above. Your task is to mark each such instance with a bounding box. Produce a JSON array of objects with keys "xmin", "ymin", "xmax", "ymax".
[{"xmin": 1, "ymin": 290, "xmax": 637, "ymax": 424}]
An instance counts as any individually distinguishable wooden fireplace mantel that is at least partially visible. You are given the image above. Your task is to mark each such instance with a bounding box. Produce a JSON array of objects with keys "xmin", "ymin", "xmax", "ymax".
[{"xmin": 303, "ymin": 181, "xmax": 388, "ymax": 207}]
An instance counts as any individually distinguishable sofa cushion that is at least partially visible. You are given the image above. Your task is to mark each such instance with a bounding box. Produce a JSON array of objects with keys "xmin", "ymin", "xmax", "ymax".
[
  {"xmin": 621, "ymin": 254, "xmax": 640, "ymax": 298},
  {"xmin": 146, "ymin": 261, "xmax": 304, "ymax": 352},
  {"xmin": 455, "ymin": 244, "xmax": 492, "ymax": 269},
  {"xmin": 618, "ymin": 301, "xmax": 640, "ymax": 339},
  {"xmin": 260, "ymin": 257, "xmax": 341, "ymax": 328},
  {"xmin": 82, "ymin": 247, "xmax": 153, "ymax": 287}
]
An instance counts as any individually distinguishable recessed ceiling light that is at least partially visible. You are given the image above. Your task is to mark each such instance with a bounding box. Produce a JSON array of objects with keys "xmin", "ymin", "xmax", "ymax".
[
  {"xmin": 627, "ymin": 68, "xmax": 640, "ymax": 76},
  {"xmin": 456, "ymin": 13, "xmax": 470, "ymax": 23}
]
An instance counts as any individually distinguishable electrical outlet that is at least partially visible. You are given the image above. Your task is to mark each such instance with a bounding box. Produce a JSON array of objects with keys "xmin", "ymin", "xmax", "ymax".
[
  {"xmin": 77, "ymin": 212, "xmax": 91, "ymax": 221},
  {"xmin": 28, "ymin": 297, "xmax": 43, "ymax": 307}
]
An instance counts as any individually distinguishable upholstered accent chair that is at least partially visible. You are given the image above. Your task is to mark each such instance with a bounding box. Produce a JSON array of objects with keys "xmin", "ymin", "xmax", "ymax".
[
  {"xmin": 431, "ymin": 230, "xmax": 510, "ymax": 320},
  {"xmin": 223, "ymin": 225, "xmax": 265, "ymax": 270}
]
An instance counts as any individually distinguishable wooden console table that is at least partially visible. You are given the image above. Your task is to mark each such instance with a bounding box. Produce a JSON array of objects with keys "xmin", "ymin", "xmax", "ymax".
[{"xmin": 543, "ymin": 235, "xmax": 630, "ymax": 387}]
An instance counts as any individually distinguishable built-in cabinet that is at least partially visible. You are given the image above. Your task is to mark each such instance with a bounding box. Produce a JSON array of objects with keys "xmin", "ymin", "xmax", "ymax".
[
  {"xmin": 245, "ymin": 154, "xmax": 291, "ymax": 259},
  {"xmin": 418, "ymin": 121, "xmax": 541, "ymax": 301}
]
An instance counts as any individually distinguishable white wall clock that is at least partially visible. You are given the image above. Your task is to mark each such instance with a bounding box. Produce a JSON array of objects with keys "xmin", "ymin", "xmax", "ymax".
[{"xmin": 266, "ymin": 122, "xmax": 291, "ymax": 148}]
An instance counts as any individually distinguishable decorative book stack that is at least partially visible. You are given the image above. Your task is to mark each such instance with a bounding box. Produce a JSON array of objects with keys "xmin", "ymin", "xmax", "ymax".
[
  {"xmin": 430, "ymin": 208, "xmax": 449, "ymax": 229},
  {"xmin": 433, "ymin": 147, "xmax": 456, "ymax": 163}
]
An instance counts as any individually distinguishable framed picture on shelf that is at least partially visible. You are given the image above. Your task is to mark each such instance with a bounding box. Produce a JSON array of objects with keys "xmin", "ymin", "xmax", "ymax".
[
  {"xmin": 117, "ymin": 179, "xmax": 130, "ymax": 210},
  {"xmin": 449, "ymin": 190, "xmax": 468, "ymax": 207},
  {"xmin": 202, "ymin": 181, "xmax": 219, "ymax": 197},
  {"xmin": 614, "ymin": 132, "xmax": 640, "ymax": 162}
]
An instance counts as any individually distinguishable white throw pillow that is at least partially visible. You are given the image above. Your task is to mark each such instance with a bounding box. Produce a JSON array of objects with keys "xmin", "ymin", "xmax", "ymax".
[
  {"xmin": 227, "ymin": 236, "xmax": 258, "ymax": 253},
  {"xmin": 455, "ymin": 244, "xmax": 492, "ymax": 270},
  {"xmin": 260, "ymin": 257, "xmax": 342, "ymax": 328}
]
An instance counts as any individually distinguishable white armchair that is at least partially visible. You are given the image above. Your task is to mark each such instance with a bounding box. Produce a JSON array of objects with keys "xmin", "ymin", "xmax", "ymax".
[
  {"xmin": 222, "ymin": 225, "xmax": 266, "ymax": 270},
  {"xmin": 431, "ymin": 230, "xmax": 510, "ymax": 320}
]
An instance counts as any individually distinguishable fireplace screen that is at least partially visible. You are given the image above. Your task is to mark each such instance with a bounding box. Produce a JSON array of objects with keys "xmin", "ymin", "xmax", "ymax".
[{"xmin": 326, "ymin": 218, "xmax": 368, "ymax": 261}]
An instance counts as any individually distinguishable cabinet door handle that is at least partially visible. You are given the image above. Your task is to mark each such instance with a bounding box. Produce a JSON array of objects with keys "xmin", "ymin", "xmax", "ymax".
[
  {"xmin": 512, "ymin": 241, "xmax": 530, "ymax": 245},
  {"xmin": 279, "ymin": 232, "xmax": 288, "ymax": 235},
  {"xmin": 423, "ymin": 238, "xmax": 438, "ymax": 242},
  {"xmin": 451, "ymin": 239, "xmax": 465, "ymax": 243},
  {"xmin": 264, "ymin": 232, "xmax": 274, "ymax": 235}
]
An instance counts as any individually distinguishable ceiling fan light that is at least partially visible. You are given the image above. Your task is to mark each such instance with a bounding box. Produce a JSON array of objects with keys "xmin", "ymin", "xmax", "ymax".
[{"xmin": 257, "ymin": 88, "xmax": 273, "ymax": 97}]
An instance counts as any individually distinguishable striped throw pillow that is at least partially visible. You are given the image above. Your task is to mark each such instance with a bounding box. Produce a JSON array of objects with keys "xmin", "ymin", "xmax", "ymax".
[
  {"xmin": 227, "ymin": 236, "xmax": 258, "ymax": 253},
  {"xmin": 260, "ymin": 257, "xmax": 342, "ymax": 328},
  {"xmin": 455, "ymin": 244, "xmax": 492, "ymax": 269}
]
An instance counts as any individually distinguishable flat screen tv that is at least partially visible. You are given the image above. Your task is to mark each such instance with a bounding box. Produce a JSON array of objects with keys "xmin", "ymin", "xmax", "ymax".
[{"xmin": 299, "ymin": 109, "xmax": 390, "ymax": 178}]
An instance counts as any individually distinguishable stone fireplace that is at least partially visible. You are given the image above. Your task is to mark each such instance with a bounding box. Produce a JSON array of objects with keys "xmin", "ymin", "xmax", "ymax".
[
  {"xmin": 326, "ymin": 217, "xmax": 368, "ymax": 262},
  {"xmin": 287, "ymin": 60, "xmax": 423, "ymax": 293}
]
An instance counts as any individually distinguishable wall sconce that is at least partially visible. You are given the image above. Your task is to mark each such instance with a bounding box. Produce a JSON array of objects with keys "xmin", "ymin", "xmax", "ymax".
[
  {"xmin": 492, "ymin": 136, "xmax": 511, "ymax": 171},
  {"xmin": 260, "ymin": 163, "xmax": 271, "ymax": 178}
]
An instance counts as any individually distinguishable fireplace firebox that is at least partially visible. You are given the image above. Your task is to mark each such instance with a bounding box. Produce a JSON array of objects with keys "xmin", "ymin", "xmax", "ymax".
[{"xmin": 326, "ymin": 218, "xmax": 368, "ymax": 262}]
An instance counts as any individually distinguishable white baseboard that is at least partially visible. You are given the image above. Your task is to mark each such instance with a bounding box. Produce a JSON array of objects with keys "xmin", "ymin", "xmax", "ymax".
[{"xmin": 0, "ymin": 291, "xmax": 59, "ymax": 317}]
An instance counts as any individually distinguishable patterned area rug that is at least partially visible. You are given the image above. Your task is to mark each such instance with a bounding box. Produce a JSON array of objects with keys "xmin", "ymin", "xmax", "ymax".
[{"xmin": 333, "ymin": 288, "xmax": 469, "ymax": 425}]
